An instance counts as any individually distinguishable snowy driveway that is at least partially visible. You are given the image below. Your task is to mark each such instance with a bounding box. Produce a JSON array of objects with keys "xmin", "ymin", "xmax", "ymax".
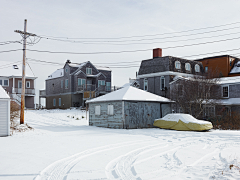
[{"xmin": 0, "ymin": 109, "xmax": 240, "ymax": 180}]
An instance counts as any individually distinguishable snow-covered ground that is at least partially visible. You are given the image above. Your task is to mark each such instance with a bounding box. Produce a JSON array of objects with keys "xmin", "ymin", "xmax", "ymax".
[{"xmin": 0, "ymin": 109, "xmax": 240, "ymax": 180}]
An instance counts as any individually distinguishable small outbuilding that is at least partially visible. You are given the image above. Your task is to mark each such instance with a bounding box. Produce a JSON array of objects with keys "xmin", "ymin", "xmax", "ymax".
[
  {"xmin": 0, "ymin": 85, "xmax": 10, "ymax": 136},
  {"xmin": 86, "ymin": 86, "xmax": 172, "ymax": 129}
]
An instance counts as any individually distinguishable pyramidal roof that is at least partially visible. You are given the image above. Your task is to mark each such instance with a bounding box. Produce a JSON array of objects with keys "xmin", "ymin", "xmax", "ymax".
[
  {"xmin": 0, "ymin": 85, "xmax": 10, "ymax": 99},
  {"xmin": 86, "ymin": 86, "xmax": 172, "ymax": 103}
]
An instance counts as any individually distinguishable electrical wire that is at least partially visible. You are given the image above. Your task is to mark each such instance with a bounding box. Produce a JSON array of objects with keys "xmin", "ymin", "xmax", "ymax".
[
  {"xmin": 37, "ymin": 21, "xmax": 240, "ymax": 40},
  {"xmin": 25, "ymin": 35, "xmax": 240, "ymax": 55},
  {"xmin": 0, "ymin": 49, "xmax": 22, "ymax": 53},
  {"xmin": 38, "ymin": 26, "xmax": 240, "ymax": 43}
]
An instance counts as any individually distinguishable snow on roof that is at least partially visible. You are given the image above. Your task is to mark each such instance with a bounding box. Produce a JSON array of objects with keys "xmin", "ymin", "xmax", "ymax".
[
  {"xmin": 0, "ymin": 62, "xmax": 36, "ymax": 78},
  {"xmin": 47, "ymin": 68, "xmax": 64, "ymax": 80},
  {"xmin": 0, "ymin": 85, "xmax": 10, "ymax": 99},
  {"xmin": 218, "ymin": 76, "xmax": 240, "ymax": 84},
  {"xmin": 157, "ymin": 113, "xmax": 211, "ymax": 125},
  {"xmin": 86, "ymin": 86, "xmax": 172, "ymax": 103},
  {"xmin": 69, "ymin": 62, "xmax": 87, "ymax": 68},
  {"xmin": 121, "ymin": 83, "xmax": 132, "ymax": 88},
  {"xmin": 219, "ymin": 98, "xmax": 240, "ymax": 105},
  {"xmin": 229, "ymin": 61, "xmax": 240, "ymax": 74},
  {"xmin": 95, "ymin": 65, "xmax": 111, "ymax": 71}
]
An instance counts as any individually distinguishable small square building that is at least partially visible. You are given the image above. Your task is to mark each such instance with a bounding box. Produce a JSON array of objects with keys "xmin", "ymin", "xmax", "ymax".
[
  {"xmin": 0, "ymin": 85, "xmax": 10, "ymax": 136},
  {"xmin": 86, "ymin": 86, "xmax": 172, "ymax": 129}
]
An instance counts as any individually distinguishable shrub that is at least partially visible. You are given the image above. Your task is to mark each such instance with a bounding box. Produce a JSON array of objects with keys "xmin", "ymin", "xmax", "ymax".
[{"xmin": 211, "ymin": 112, "xmax": 240, "ymax": 130}]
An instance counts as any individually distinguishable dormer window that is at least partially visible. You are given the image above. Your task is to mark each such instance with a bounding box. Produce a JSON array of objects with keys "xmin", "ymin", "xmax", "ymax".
[
  {"xmin": 86, "ymin": 68, "xmax": 92, "ymax": 75},
  {"xmin": 175, "ymin": 61, "xmax": 181, "ymax": 69},
  {"xmin": 13, "ymin": 65, "xmax": 18, "ymax": 69},
  {"xmin": 195, "ymin": 64, "xmax": 200, "ymax": 72},
  {"xmin": 185, "ymin": 63, "xmax": 191, "ymax": 71}
]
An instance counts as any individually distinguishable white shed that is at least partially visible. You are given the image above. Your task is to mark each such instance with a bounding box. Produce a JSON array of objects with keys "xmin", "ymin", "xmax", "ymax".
[{"xmin": 0, "ymin": 85, "xmax": 10, "ymax": 136}]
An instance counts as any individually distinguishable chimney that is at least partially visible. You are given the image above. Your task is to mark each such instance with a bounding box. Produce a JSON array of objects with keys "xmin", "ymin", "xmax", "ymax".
[
  {"xmin": 66, "ymin": 59, "xmax": 71, "ymax": 64},
  {"xmin": 153, "ymin": 48, "xmax": 162, "ymax": 58}
]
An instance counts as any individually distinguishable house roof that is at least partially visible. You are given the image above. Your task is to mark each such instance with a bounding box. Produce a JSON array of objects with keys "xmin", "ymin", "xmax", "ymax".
[
  {"xmin": 229, "ymin": 59, "xmax": 240, "ymax": 74},
  {"xmin": 218, "ymin": 76, "xmax": 240, "ymax": 84},
  {"xmin": 0, "ymin": 85, "xmax": 10, "ymax": 99},
  {"xmin": 47, "ymin": 68, "xmax": 64, "ymax": 80},
  {"xmin": 86, "ymin": 86, "xmax": 172, "ymax": 103},
  {"xmin": 0, "ymin": 63, "xmax": 36, "ymax": 79},
  {"xmin": 219, "ymin": 98, "xmax": 240, "ymax": 105}
]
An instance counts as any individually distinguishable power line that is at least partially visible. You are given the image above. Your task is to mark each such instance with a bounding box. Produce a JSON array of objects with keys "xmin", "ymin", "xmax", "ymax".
[
  {"xmin": 0, "ymin": 49, "xmax": 22, "ymax": 53},
  {"xmin": 38, "ymin": 26, "xmax": 240, "ymax": 43},
  {"xmin": 37, "ymin": 21, "xmax": 240, "ymax": 40},
  {"xmin": 25, "ymin": 35, "xmax": 240, "ymax": 55}
]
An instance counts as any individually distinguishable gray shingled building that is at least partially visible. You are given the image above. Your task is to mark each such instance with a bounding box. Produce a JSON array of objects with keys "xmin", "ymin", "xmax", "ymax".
[
  {"xmin": 45, "ymin": 60, "xmax": 111, "ymax": 109},
  {"xmin": 137, "ymin": 48, "xmax": 204, "ymax": 98}
]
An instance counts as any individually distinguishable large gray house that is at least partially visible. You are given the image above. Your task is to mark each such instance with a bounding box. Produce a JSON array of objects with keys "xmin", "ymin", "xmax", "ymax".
[
  {"xmin": 137, "ymin": 48, "xmax": 204, "ymax": 98},
  {"xmin": 45, "ymin": 60, "xmax": 111, "ymax": 109}
]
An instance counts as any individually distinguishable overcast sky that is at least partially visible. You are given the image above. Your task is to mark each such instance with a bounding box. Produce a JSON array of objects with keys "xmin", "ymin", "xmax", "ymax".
[{"xmin": 1, "ymin": 0, "xmax": 240, "ymax": 104}]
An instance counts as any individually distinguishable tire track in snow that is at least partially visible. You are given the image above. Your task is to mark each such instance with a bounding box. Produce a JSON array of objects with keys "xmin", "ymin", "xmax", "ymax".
[
  {"xmin": 35, "ymin": 139, "xmax": 158, "ymax": 180},
  {"xmin": 105, "ymin": 140, "xmax": 193, "ymax": 180}
]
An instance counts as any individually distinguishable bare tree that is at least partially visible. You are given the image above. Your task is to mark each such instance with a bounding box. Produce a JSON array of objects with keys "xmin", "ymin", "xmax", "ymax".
[{"xmin": 170, "ymin": 71, "xmax": 221, "ymax": 119}]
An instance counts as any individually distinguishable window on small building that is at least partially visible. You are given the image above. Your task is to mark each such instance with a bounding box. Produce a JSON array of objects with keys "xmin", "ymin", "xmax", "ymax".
[
  {"xmin": 108, "ymin": 105, "xmax": 114, "ymax": 115},
  {"xmin": 177, "ymin": 84, "xmax": 183, "ymax": 96},
  {"xmin": 144, "ymin": 78, "xmax": 148, "ymax": 91},
  {"xmin": 222, "ymin": 86, "xmax": 229, "ymax": 98},
  {"xmin": 205, "ymin": 66, "xmax": 208, "ymax": 73},
  {"xmin": 65, "ymin": 79, "xmax": 68, "ymax": 89},
  {"xmin": 61, "ymin": 80, "xmax": 63, "ymax": 88},
  {"xmin": 86, "ymin": 68, "xmax": 92, "ymax": 75},
  {"xmin": 98, "ymin": 80, "xmax": 105, "ymax": 87},
  {"xmin": 95, "ymin": 105, "xmax": 100, "ymax": 115},
  {"xmin": 185, "ymin": 63, "xmax": 191, "ymax": 71},
  {"xmin": 0, "ymin": 80, "xmax": 2, "ymax": 85},
  {"xmin": 3, "ymin": 80, "xmax": 8, "ymax": 86},
  {"xmin": 175, "ymin": 61, "xmax": 181, "ymax": 69},
  {"xmin": 53, "ymin": 99, "xmax": 56, "ymax": 106},
  {"xmin": 195, "ymin": 64, "xmax": 200, "ymax": 72},
  {"xmin": 26, "ymin": 81, "xmax": 30, "ymax": 88},
  {"xmin": 160, "ymin": 76, "xmax": 165, "ymax": 90},
  {"xmin": 59, "ymin": 98, "xmax": 61, "ymax": 106}
]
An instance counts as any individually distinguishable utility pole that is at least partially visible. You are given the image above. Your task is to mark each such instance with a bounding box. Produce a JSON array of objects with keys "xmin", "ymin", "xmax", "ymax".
[{"xmin": 15, "ymin": 19, "xmax": 36, "ymax": 124}]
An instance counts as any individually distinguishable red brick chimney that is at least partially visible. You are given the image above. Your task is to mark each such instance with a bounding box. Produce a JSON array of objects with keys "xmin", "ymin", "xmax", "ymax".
[{"xmin": 153, "ymin": 48, "xmax": 162, "ymax": 58}]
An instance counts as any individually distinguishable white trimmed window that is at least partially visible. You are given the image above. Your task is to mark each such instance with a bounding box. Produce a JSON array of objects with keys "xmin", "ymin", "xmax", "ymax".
[
  {"xmin": 160, "ymin": 76, "xmax": 165, "ymax": 90},
  {"xmin": 185, "ymin": 63, "xmax": 191, "ymax": 71},
  {"xmin": 53, "ymin": 99, "xmax": 56, "ymax": 106},
  {"xmin": 175, "ymin": 61, "xmax": 181, "ymax": 69},
  {"xmin": 26, "ymin": 81, "xmax": 30, "ymax": 88},
  {"xmin": 65, "ymin": 79, "xmax": 68, "ymax": 89},
  {"xmin": 144, "ymin": 78, "xmax": 148, "ymax": 91},
  {"xmin": 95, "ymin": 105, "xmax": 100, "ymax": 115},
  {"xmin": 195, "ymin": 64, "xmax": 200, "ymax": 72},
  {"xmin": 59, "ymin": 98, "xmax": 61, "ymax": 106},
  {"xmin": 86, "ymin": 68, "xmax": 92, "ymax": 75},
  {"xmin": 98, "ymin": 80, "xmax": 105, "ymax": 87},
  {"xmin": 18, "ymin": 80, "xmax": 22, "ymax": 88},
  {"xmin": 78, "ymin": 78, "xmax": 86, "ymax": 86},
  {"xmin": 108, "ymin": 105, "xmax": 114, "ymax": 115},
  {"xmin": 222, "ymin": 86, "xmax": 229, "ymax": 98}
]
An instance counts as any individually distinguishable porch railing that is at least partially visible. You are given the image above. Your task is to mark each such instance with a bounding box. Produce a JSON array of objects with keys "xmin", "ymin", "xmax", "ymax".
[{"xmin": 12, "ymin": 87, "xmax": 35, "ymax": 95}]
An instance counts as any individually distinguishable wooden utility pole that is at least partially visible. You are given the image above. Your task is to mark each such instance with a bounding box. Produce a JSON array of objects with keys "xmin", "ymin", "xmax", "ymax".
[{"xmin": 15, "ymin": 19, "xmax": 36, "ymax": 124}]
